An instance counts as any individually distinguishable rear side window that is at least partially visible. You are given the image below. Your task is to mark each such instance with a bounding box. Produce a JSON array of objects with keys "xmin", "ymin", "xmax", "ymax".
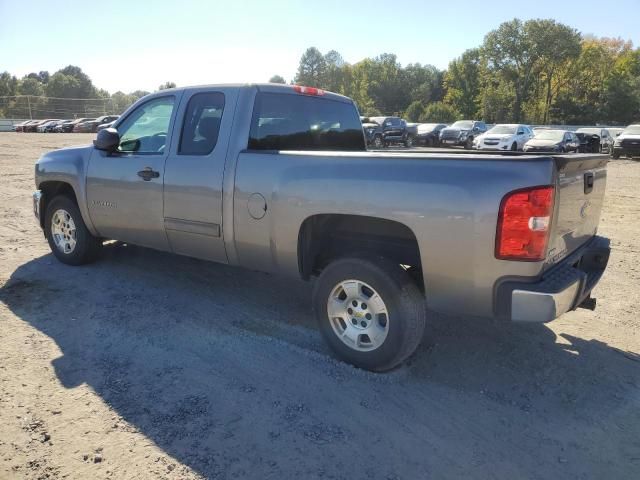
[
  {"xmin": 179, "ymin": 92, "xmax": 225, "ymax": 155},
  {"xmin": 248, "ymin": 92, "xmax": 365, "ymax": 151}
]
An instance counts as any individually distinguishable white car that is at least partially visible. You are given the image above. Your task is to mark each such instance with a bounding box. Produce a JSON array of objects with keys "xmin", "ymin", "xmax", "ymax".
[{"xmin": 474, "ymin": 124, "xmax": 534, "ymax": 151}]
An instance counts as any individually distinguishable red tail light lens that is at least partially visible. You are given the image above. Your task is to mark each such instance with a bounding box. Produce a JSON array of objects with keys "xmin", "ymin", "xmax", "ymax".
[
  {"xmin": 293, "ymin": 85, "xmax": 325, "ymax": 96},
  {"xmin": 495, "ymin": 186, "xmax": 555, "ymax": 261}
]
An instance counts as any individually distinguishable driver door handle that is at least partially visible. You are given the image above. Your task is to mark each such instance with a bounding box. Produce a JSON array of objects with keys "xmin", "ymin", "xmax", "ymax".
[{"xmin": 137, "ymin": 167, "xmax": 160, "ymax": 181}]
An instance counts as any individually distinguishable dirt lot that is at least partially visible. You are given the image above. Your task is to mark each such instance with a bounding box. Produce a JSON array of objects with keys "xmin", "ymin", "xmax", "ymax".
[{"xmin": 0, "ymin": 133, "xmax": 638, "ymax": 480}]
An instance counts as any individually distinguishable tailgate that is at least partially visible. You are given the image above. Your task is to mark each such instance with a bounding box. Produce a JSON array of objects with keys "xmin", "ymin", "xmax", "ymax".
[{"xmin": 545, "ymin": 155, "xmax": 608, "ymax": 269}]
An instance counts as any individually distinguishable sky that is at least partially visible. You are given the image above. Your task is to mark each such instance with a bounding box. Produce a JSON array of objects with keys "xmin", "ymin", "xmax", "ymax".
[{"xmin": 1, "ymin": 0, "xmax": 639, "ymax": 95}]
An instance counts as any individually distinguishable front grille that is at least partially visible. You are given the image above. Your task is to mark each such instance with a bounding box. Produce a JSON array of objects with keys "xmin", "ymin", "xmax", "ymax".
[
  {"xmin": 441, "ymin": 131, "xmax": 459, "ymax": 140},
  {"xmin": 621, "ymin": 139, "xmax": 640, "ymax": 147}
]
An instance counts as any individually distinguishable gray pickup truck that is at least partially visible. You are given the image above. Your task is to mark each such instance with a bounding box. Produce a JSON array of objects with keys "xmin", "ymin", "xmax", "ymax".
[{"xmin": 33, "ymin": 84, "xmax": 611, "ymax": 371}]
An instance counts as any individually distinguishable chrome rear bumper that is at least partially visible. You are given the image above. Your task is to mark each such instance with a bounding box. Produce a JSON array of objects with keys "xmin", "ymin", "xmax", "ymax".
[{"xmin": 496, "ymin": 236, "xmax": 610, "ymax": 323}]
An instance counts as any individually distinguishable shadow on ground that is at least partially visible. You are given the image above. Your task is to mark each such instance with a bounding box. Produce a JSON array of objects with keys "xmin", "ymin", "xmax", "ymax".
[{"xmin": 2, "ymin": 243, "xmax": 639, "ymax": 479}]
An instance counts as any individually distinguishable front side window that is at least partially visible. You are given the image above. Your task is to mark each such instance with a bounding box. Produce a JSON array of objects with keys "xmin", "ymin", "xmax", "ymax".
[
  {"xmin": 179, "ymin": 92, "xmax": 225, "ymax": 155},
  {"xmin": 248, "ymin": 92, "xmax": 365, "ymax": 151},
  {"xmin": 117, "ymin": 96, "xmax": 175, "ymax": 154}
]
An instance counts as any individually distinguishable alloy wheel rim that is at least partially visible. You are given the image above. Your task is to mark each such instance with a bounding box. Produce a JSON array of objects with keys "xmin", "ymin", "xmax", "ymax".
[
  {"xmin": 51, "ymin": 209, "xmax": 77, "ymax": 254},
  {"xmin": 327, "ymin": 279, "xmax": 389, "ymax": 352}
]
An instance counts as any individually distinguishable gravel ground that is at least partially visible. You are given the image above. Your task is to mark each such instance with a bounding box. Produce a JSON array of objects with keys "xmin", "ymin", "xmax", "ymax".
[{"xmin": 0, "ymin": 133, "xmax": 639, "ymax": 480}]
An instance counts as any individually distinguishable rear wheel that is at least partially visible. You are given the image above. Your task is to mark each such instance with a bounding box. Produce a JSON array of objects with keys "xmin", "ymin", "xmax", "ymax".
[
  {"xmin": 511, "ymin": 142, "xmax": 518, "ymax": 151},
  {"xmin": 404, "ymin": 136, "xmax": 413, "ymax": 148},
  {"xmin": 372, "ymin": 135, "xmax": 383, "ymax": 149},
  {"xmin": 313, "ymin": 256, "xmax": 426, "ymax": 371},
  {"xmin": 45, "ymin": 195, "xmax": 101, "ymax": 265},
  {"xmin": 611, "ymin": 150, "xmax": 621, "ymax": 159}
]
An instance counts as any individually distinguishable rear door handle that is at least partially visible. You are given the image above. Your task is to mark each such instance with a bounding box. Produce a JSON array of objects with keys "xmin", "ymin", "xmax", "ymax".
[{"xmin": 137, "ymin": 167, "xmax": 160, "ymax": 181}]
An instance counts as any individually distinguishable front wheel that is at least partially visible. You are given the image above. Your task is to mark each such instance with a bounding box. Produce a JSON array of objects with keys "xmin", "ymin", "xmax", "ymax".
[
  {"xmin": 45, "ymin": 195, "xmax": 101, "ymax": 265},
  {"xmin": 404, "ymin": 136, "xmax": 413, "ymax": 148},
  {"xmin": 611, "ymin": 150, "xmax": 621, "ymax": 159},
  {"xmin": 313, "ymin": 257, "xmax": 426, "ymax": 371},
  {"xmin": 464, "ymin": 137, "xmax": 473, "ymax": 149},
  {"xmin": 372, "ymin": 135, "xmax": 383, "ymax": 149}
]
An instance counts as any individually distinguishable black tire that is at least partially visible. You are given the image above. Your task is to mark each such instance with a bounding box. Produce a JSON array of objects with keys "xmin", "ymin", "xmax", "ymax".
[
  {"xmin": 611, "ymin": 150, "xmax": 621, "ymax": 159},
  {"xmin": 511, "ymin": 142, "xmax": 518, "ymax": 151},
  {"xmin": 313, "ymin": 256, "xmax": 426, "ymax": 371},
  {"xmin": 372, "ymin": 135, "xmax": 383, "ymax": 149},
  {"xmin": 404, "ymin": 136, "xmax": 413, "ymax": 148},
  {"xmin": 45, "ymin": 195, "xmax": 101, "ymax": 266},
  {"xmin": 464, "ymin": 137, "xmax": 473, "ymax": 149}
]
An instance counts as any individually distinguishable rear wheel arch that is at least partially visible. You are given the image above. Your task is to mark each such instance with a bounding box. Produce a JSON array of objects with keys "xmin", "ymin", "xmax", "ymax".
[{"xmin": 297, "ymin": 214, "xmax": 424, "ymax": 290}]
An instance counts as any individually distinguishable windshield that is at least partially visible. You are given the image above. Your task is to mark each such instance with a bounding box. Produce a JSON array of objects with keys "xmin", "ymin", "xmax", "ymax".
[
  {"xmin": 417, "ymin": 123, "xmax": 438, "ymax": 132},
  {"xmin": 576, "ymin": 128, "xmax": 600, "ymax": 135},
  {"xmin": 487, "ymin": 125, "xmax": 516, "ymax": 135},
  {"xmin": 534, "ymin": 130, "xmax": 565, "ymax": 141},
  {"xmin": 622, "ymin": 125, "xmax": 640, "ymax": 135},
  {"xmin": 451, "ymin": 121, "xmax": 473, "ymax": 129}
]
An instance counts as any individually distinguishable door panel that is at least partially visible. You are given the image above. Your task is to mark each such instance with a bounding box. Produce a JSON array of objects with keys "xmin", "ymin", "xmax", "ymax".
[
  {"xmin": 163, "ymin": 88, "xmax": 238, "ymax": 264},
  {"xmin": 87, "ymin": 151, "xmax": 169, "ymax": 250},
  {"xmin": 86, "ymin": 94, "xmax": 180, "ymax": 251}
]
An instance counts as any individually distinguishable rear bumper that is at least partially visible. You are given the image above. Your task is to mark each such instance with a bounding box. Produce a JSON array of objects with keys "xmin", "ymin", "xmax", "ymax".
[{"xmin": 495, "ymin": 236, "xmax": 610, "ymax": 322}]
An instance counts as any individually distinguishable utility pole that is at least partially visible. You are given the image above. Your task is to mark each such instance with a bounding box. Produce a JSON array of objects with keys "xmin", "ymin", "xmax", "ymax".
[{"xmin": 26, "ymin": 95, "xmax": 32, "ymax": 120}]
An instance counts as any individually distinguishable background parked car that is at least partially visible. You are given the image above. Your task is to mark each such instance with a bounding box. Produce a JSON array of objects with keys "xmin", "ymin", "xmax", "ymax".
[
  {"xmin": 474, "ymin": 124, "xmax": 533, "ymax": 151},
  {"xmin": 24, "ymin": 119, "xmax": 58, "ymax": 132},
  {"xmin": 36, "ymin": 120, "xmax": 62, "ymax": 133},
  {"xmin": 13, "ymin": 120, "xmax": 33, "ymax": 132},
  {"xmin": 361, "ymin": 117, "xmax": 384, "ymax": 148},
  {"xmin": 56, "ymin": 118, "xmax": 94, "ymax": 133},
  {"xmin": 523, "ymin": 129, "xmax": 579, "ymax": 153},
  {"xmin": 575, "ymin": 127, "xmax": 613, "ymax": 153},
  {"xmin": 369, "ymin": 116, "xmax": 413, "ymax": 147},
  {"xmin": 415, "ymin": 123, "xmax": 447, "ymax": 146},
  {"xmin": 608, "ymin": 127, "xmax": 624, "ymax": 138},
  {"xmin": 439, "ymin": 120, "xmax": 487, "ymax": 149},
  {"xmin": 611, "ymin": 124, "xmax": 640, "ymax": 159},
  {"xmin": 73, "ymin": 118, "xmax": 100, "ymax": 133},
  {"xmin": 78, "ymin": 115, "xmax": 120, "ymax": 133},
  {"xmin": 96, "ymin": 120, "xmax": 118, "ymax": 132}
]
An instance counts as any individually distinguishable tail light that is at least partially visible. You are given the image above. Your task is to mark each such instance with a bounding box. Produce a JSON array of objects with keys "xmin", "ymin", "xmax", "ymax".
[
  {"xmin": 293, "ymin": 85, "xmax": 325, "ymax": 96},
  {"xmin": 495, "ymin": 186, "xmax": 555, "ymax": 261}
]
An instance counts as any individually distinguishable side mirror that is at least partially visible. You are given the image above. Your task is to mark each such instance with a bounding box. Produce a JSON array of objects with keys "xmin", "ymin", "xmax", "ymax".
[{"xmin": 93, "ymin": 127, "xmax": 120, "ymax": 152}]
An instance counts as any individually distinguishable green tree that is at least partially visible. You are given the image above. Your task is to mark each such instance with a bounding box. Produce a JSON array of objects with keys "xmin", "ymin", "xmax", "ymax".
[
  {"xmin": 0, "ymin": 72, "xmax": 18, "ymax": 97},
  {"xmin": 324, "ymin": 50, "xmax": 346, "ymax": 93},
  {"xmin": 526, "ymin": 20, "xmax": 581, "ymax": 123},
  {"xmin": 404, "ymin": 100, "xmax": 425, "ymax": 122},
  {"xmin": 482, "ymin": 19, "xmax": 539, "ymax": 122},
  {"xmin": 158, "ymin": 81, "xmax": 176, "ymax": 90},
  {"xmin": 421, "ymin": 102, "xmax": 460, "ymax": 123},
  {"xmin": 268, "ymin": 75, "xmax": 286, "ymax": 84},
  {"xmin": 45, "ymin": 73, "xmax": 81, "ymax": 98},
  {"xmin": 294, "ymin": 47, "xmax": 327, "ymax": 87},
  {"xmin": 19, "ymin": 77, "xmax": 44, "ymax": 96},
  {"xmin": 444, "ymin": 48, "xmax": 482, "ymax": 118}
]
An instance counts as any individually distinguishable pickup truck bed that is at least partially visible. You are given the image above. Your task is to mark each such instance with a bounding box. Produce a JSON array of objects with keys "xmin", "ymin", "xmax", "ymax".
[{"xmin": 32, "ymin": 84, "xmax": 611, "ymax": 371}]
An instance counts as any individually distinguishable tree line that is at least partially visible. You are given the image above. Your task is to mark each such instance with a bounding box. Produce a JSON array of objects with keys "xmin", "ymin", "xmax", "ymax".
[
  {"xmin": 284, "ymin": 18, "xmax": 640, "ymax": 125},
  {"xmin": 2, "ymin": 18, "xmax": 638, "ymax": 124},
  {"xmin": 0, "ymin": 66, "xmax": 175, "ymax": 119}
]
